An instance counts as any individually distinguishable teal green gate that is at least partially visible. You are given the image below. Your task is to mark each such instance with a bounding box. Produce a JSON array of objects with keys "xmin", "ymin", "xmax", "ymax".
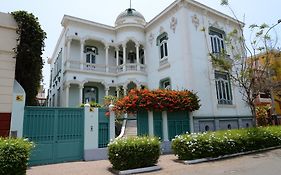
[
  {"xmin": 168, "ymin": 111, "xmax": 190, "ymax": 140},
  {"xmin": 137, "ymin": 111, "xmax": 149, "ymax": 136},
  {"xmin": 153, "ymin": 112, "xmax": 163, "ymax": 140},
  {"xmin": 98, "ymin": 108, "xmax": 109, "ymax": 148},
  {"xmin": 23, "ymin": 107, "xmax": 84, "ymax": 166}
]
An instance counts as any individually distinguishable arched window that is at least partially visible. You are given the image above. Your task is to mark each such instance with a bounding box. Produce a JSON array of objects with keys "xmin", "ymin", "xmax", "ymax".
[
  {"xmin": 85, "ymin": 46, "xmax": 98, "ymax": 64},
  {"xmin": 215, "ymin": 71, "xmax": 233, "ymax": 105},
  {"xmin": 160, "ymin": 78, "xmax": 171, "ymax": 89},
  {"xmin": 156, "ymin": 32, "xmax": 168, "ymax": 60},
  {"xmin": 209, "ymin": 27, "xmax": 225, "ymax": 53}
]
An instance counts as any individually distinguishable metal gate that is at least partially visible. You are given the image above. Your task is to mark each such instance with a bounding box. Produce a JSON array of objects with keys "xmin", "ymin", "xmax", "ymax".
[
  {"xmin": 98, "ymin": 108, "xmax": 109, "ymax": 148},
  {"xmin": 23, "ymin": 107, "xmax": 84, "ymax": 166},
  {"xmin": 137, "ymin": 111, "xmax": 149, "ymax": 136},
  {"xmin": 167, "ymin": 111, "xmax": 190, "ymax": 140}
]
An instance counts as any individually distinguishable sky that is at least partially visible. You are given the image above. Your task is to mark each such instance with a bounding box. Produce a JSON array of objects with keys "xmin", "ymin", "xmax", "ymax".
[{"xmin": 1, "ymin": 0, "xmax": 281, "ymax": 91}]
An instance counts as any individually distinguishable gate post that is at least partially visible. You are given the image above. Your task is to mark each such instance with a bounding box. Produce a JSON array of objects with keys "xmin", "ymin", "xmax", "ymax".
[
  {"xmin": 162, "ymin": 111, "xmax": 169, "ymax": 141},
  {"xmin": 10, "ymin": 80, "xmax": 25, "ymax": 138},
  {"xmin": 84, "ymin": 104, "xmax": 99, "ymax": 161},
  {"xmin": 109, "ymin": 104, "xmax": 115, "ymax": 141}
]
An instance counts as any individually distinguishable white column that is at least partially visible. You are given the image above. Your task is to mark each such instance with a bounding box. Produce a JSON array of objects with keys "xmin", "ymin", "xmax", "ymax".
[
  {"xmin": 105, "ymin": 45, "xmax": 109, "ymax": 72},
  {"xmin": 123, "ymin": 86, "xmax": 127, "ymax": 96},
  {"xmin": 148, "ymin": 111, "xmax": 154, "ymax": 136},
  {"xmin": 144, "ymin": 47, "xmax": 146, "ymax": 65},
  {"xmin": 80, "ymin": 40, "xmax": 84, "ymax": 70},
  {"xmin": 84, "ymin": 104, "xmax": 99, "ymax": 161},
  {"xmin": 122, "ymin": 43, "xmax": 126, "ymax": 71},
  {"xmin": 136, "ymin": 43, "xmax": 140, "ymax": 71},
  {"xmin": 79, "ymin": 84, "xmax": 83, "ymax": 105},
  {"xmin": 115, "ymin": 47, "xmax": 119, "ymax": 67},
  {"xmin": 105, "ymin": 86, "xmax": 109, "ymax": 96},
  {"xmin": 109, "ymin": 104, "xmax": 116, "ymax": 141},
  {"xmin": 65, "ymin": 84, "xmax": 70, "ymax": 107},
  {"xmin": 66, "ymin": 39, "xmax": 71, "ymax": 68},
  {"xmin": 162, "ymin": 111, "xmax": 169, "ymax": 141},
  {"xmin": 116, "ymin": 87, "xmax": 120, "ymax": 98}
]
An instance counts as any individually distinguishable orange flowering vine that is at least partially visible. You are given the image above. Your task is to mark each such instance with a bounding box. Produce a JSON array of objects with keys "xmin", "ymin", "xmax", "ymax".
[{"xmin": 113, "ymin": 89, "xmax": 200, "ymax": 114}]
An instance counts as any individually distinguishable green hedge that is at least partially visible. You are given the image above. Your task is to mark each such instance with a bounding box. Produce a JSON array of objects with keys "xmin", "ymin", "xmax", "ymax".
[
  {"xmin": 0, "ymin": 138, "xmax": 33, "ymax": 175},
  {"xmin": 172, "ymin": 126, "xmax": 281, "ymax": 160},
  {"xmin": 108, "ymin": 136, "xmax": 161, "ymax": 170}
]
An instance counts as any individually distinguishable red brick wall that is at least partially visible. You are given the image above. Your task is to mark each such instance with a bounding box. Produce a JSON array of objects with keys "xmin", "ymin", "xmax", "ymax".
[{"xmin": 0, "ymin": 113, "xmax": 11, "ymax": 137}]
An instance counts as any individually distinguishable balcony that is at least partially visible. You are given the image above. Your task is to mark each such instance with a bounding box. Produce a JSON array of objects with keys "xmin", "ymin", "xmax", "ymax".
[
  {"xmin": 254, "ymin": 93, "xmax": 272, "ymax": 105},
  {"xmin": 66, "ymin": 59, "xmax": 146, "ymax": 74}
]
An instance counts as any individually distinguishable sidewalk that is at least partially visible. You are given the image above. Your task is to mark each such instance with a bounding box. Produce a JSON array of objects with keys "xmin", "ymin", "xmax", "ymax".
[{"xmin": 27, "ymin": 148, "xmax": 281, "ymax": 175}]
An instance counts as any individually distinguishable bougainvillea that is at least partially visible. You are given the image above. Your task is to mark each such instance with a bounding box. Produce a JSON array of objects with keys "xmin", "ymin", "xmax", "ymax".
[{"xmin": 113, "ymin": 89, "xmax": 200, "ymax": 113}]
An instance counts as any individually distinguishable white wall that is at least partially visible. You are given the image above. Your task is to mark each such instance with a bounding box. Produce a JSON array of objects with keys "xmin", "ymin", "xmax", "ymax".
[
  {"xmin": 10, "ymin": 80, "xmax": 25, "ymax": 137},
  {"xmin": 0, "ymin": 12, "xmax": 17, "ymax": 113}
]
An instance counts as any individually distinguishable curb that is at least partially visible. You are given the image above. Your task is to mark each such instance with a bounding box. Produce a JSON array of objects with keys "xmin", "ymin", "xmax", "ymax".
[
  {"xmin": 113, "ymin": 165, "xmax": 161, "ymax": 175},
  {"xmin": 183, "ymin": 146, "xmax": 281, "ymax": 165}
]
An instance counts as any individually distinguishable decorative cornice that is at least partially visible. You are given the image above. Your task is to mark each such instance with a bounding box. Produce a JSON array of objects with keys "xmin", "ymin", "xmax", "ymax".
[{"xmin": 209, "ymin": 21, "xmax": 224, "ymax": 30}]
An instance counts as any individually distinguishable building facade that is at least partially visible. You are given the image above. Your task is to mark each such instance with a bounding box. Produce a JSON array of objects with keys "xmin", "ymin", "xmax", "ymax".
[
  {"xmin": 0, "ymin": 12, "xmax": 18, "ymax": 137},
  {"xmin": 48, "ymin": 0, "xmax": 252, "ymax": 132}
]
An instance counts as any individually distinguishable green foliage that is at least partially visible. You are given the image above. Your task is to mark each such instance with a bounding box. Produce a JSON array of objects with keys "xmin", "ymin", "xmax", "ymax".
[
  {"xmin": 11, "ymin": 11, "xmax": 47, "ymax": 106},
  {"xmin": 0, "ymin": 138, "xmax": 33, "ymax": 175},
  {"xmin": 220, "ymin": 0, "xmax": 229, "ymax": 5},
  {"xmin": 80, "ymin": 101, "xmax": 101, "ymax": 108},
  {"xmin": 172, "ymin": 126, "xmax": 281, "ymax": 160},
  {"xmin": 108, "ymin": 136, "xmax": 161, "ymax": 170}
]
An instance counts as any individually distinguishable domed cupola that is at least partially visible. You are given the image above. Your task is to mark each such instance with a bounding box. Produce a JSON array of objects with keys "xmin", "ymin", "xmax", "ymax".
[{"xmin": 115, "ymin": 8, "xmax": 146, "ymax": 27}]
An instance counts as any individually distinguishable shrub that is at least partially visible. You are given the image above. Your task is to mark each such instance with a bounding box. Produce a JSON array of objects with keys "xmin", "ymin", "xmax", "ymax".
[
  {"xmin": 0, "ymin": 138, "xmax": 33, "ymax": 175},
  {"xmin": 172, "ymin": 126, "xmax": 281, "ymax": 160},
  {"xmin": 80, "ymin": 101, "xmax": 101, "ymax": 108},
  {"xmin": 108, "ymin": 136, "xmax": 161, "ymax": 170}
]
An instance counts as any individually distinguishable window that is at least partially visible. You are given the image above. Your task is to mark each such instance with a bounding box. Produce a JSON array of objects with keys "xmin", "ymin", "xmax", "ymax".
[
  {"xmin": 128, "ymin": 52, "xmax": 136, "ymax": 63},
  {"xmin": 83, "ymin": 87, "xmax": 98, "ymax": 103},
  {"xmin": 209, "ymin": 28, "xmax": 225, "ymax": 53},
  {"xmin": 85, "ymin": 46, "xmax": 98, "ymax": 64},
  {"xmin": 160, "ymin": 78, "xmax": 171, "ymax": 89},
  {"xmin": 140, "ymin": 49, "xmax": 144, "ymax": 64},
  {"xmin": 157, "ymin": 33, "xmax": 168, "ymax": 60},
  {"xmin": 215, "ymin": 71, "xmax": 232, "ymax": 105}
]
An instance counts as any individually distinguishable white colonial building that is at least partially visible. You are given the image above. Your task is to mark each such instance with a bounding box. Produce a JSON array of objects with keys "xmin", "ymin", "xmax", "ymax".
[{"xmin": 48, "ymin": 0, "xmax": 252, "ymax": 132}]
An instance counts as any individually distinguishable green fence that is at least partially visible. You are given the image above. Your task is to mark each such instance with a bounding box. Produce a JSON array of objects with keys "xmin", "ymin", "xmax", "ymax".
[
  {"xmin": 137, "ymin": 111, "xmax": 149, "ymax": 136},
  {"xmin": 153, "ymin": 112, "xmax": 163, "ymax": 140},
  {"xmin": 167, "ymin": 111, "xmax": 190, "ymax": 140},
  {"xmin": 98, "ymin": 108, "xmax": 109, "ymax": 148},
  {"xmin": 23, "ymin": 107, "xmax": 84, "ymax": 166}
]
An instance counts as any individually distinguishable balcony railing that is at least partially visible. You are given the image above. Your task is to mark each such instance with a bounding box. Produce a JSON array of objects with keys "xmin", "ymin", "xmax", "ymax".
[{"xmin": 67, "ymin": 59, "xmax": 146, "ymax": 74}]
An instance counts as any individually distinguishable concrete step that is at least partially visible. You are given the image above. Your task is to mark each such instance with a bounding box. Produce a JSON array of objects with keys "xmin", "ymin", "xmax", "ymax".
[{"xmin": 124, "ymin": 119, "xmax": 137, "ymax": 137}]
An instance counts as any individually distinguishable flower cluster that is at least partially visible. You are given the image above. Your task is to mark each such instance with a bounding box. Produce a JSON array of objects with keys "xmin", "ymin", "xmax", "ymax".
[{"xmin": 113, "ymin": 89, "xmax": 200, "ymax": 113}]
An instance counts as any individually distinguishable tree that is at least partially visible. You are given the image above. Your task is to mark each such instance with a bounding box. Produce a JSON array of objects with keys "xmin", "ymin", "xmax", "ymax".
[
  {"xmin": 205, "ymin": 0, "xmax": 281, "ymax": 124},
  {"xmin": 12, "ymin": 11, "xmax": 47, "ymax": 106}
]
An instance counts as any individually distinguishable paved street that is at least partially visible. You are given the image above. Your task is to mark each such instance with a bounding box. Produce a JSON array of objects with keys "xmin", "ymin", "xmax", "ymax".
[{"xmin": 27, "ymin": 149, "xmax": 281, "ymax": 175}]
